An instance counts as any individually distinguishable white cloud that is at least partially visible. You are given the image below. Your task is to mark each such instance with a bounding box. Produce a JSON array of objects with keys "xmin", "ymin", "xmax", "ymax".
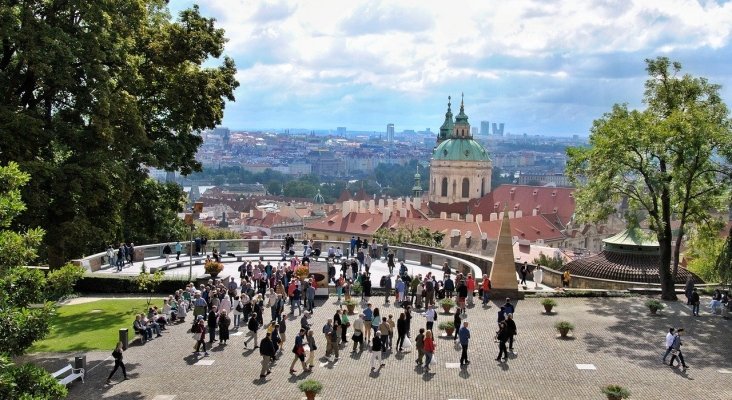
[{"xmin": 180, "ymin": 0, "xmax": 732, "ymax": 133}]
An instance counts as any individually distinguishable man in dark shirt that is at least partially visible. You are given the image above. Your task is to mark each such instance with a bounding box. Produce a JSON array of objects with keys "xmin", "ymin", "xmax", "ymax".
[
  {"xmin": 370, "ymin": 331, "xmax": 384, "ymax": 371},
  {"xmin": 259, "ymin": 333, "xmax": 276, "ymax": 379}
]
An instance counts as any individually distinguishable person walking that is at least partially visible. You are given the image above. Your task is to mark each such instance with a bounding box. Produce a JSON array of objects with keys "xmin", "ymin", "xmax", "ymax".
[
  {"xmin": 371, "ymin": 308, "xmax": 381, "ymax": 345},
  {"xmin": 423, "ymin": 330, "xmax": 436, "ymax": 372},
  {"xmin": 244, "ymin": 313, "xmax": 259, "ymax": 349},
  {"xmin": 106, "ymin": 341, "xmax": 128, "ymax": 383},
  {"xmin": 519, "ymin": 262, "xmax": 528, "ymax": 286},
  {"xmin": 340, "ymin": 308, "xmax": 350, "ymax": 344},
  {"xmin": 453, "ymin": 308, "xmax": 462, "ymax": 342},
  {"xmin": 175, "ymin": 241, "xmax": 182, "ymax": 261},
  {"xmin": 370, "ymin": 331, "xmax": 385, "ymax": 372},
  {"xmin": 218, "ymin": 309, "xmax": 231, "ymax": 344},
  {"xmin": 193, "ymin": 315, "xmax": 209, "ymax": 357},
  {"xmin": 668, "ymin": 329, "xmax": 689, "ymax": 371},
  {"xmin": 396, "ymin": 312, "xmax": 408, "ymax": 352},
  {"xmin": 458, "ymin": 321, "xmax": 470, "ymax": 366},
  {"xmin": 289, "ymin": 329, "xmax": 309, "ymax": 374},
  {"xmin": 415, "ymin": 328, "xmax": 425, "ymax": 365},
  {"xmin": 423, "ymin": 305, "xmax": 437, "ymax": 331},
  {"xmin": 662, "ymin": 327, "xmax": 675, "ymax": 364},
  {"xmin": 690, "ymin": 288, "xmax": 701, "ymax": 316},
  {"xmin": 259, "ymin": 333, "xmax": 275, "ymax": 379},
  {"xmin": 495, "ymin": 321, "xmax": 509, "ymax": 362},
  {"xmin": 481, "ymin": 277, "xmax": 491, "ymax": 304},
  {"xmin": 505, "ymin": 313, "xmax": 517, "ymax": 352},
  {"xmin": 533, "ymin": 266, "xmax": 543, "ymax": 289},
  {"xmin": 306, "ymin": 329, "xmax": 317, "ymax": 370}
]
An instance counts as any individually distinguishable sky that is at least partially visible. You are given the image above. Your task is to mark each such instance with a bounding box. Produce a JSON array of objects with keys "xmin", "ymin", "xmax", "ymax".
[{"xmin": 170, "ymin": 0, "xmax": 732, "ymax": 136}]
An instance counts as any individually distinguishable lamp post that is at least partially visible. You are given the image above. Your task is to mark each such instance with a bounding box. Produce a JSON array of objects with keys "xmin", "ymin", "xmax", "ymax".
[{"xmin": 188, "ymin": 224, "xmax": 195, "ymax": 282}]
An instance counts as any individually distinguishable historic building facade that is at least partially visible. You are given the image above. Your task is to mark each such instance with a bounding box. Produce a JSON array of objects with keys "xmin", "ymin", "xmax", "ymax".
[{"xmin": 429, "ymin": 95, "xmax": 492, "ymax": 206}]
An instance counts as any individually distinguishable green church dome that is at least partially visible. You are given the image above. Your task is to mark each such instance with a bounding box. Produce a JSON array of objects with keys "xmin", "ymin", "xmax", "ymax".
[{"xmin": 433, "ymin": 138, "xmax": 490, "ymax": 161}]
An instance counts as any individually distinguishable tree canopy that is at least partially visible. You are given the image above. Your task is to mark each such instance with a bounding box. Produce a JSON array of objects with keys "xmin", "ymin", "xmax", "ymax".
[
  {"xmin": 566, "ymin": 57, "xmax": 732, "ymax": 300},
  {"xmin": 0, "ymin": 1, "xmax": 238, "ymax": 266}
]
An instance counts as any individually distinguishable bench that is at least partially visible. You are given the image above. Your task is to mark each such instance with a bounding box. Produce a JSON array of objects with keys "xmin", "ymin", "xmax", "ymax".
[{"xmin": 52, "ymin": 364, "xmax": 84, "ymax": 386}]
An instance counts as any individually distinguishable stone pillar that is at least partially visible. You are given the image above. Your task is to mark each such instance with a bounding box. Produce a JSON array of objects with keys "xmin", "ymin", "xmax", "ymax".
[
  {"xmin": 248, "ymin": 241, "xmax": 260, "ymax": 254},
  {"xmin": 420, "ymin": 253, "xmax": 432, "ymax": 266},
  {"xmin": 489, "ymin": 209, "xmax": 521, "ymax": 299}
]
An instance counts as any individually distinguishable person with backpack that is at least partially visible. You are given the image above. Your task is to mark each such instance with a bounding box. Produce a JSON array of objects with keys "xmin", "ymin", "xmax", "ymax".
[{"xmin": 106, "ymin": 341, "xmax": 128, "ymax": 383}]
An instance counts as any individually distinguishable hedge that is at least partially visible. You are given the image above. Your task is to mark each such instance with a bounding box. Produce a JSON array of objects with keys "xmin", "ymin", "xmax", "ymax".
[{"xmin": 75, "ymin": 274, "xmax": 190, "ymax": 294}]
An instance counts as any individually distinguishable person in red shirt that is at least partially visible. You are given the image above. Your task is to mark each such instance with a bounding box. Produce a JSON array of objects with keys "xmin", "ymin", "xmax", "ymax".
[
  {"xmin": 481, "ymin": 277, "xmax": 491, "ymax": 305},
  {"xmin": 466, "ymin": 274, "xmax": 476, "ymax": 306},
  {"xmin": 423, "ymin": 330, "xmax": 436, "ymax": 373}
]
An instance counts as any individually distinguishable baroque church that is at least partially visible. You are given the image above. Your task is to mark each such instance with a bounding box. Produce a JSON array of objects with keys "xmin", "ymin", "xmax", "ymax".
[{"xmin": 429, "ymin": 95, "xmax": 492, "ymax": 212}]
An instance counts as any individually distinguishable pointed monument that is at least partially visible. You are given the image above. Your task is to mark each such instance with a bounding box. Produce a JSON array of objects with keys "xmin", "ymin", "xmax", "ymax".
[{"xmin": 489, "ymin": 207, "xmax": 521, "ymax": 299}]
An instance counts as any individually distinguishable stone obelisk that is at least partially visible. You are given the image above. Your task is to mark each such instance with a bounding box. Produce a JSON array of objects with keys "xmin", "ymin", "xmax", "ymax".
[{"xmin": 489, "ymin": 209, "xmax": 521, "ymax": 299}]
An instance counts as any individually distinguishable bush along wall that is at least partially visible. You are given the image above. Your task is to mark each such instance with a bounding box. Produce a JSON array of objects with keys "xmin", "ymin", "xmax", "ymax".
[{"xmin": 75, "ymin": 274, "xmax": 189, "ymax": 294}]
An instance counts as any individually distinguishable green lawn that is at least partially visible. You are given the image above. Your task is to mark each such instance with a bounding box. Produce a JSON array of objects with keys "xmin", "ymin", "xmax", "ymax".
[{"xmin": 30, "ymin": 299, "xmax": 160, "ymax": 353}]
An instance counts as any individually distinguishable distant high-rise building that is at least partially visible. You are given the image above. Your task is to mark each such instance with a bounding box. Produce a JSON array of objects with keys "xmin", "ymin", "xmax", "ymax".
[
  {"xmin": 492, "ymin": 122, "xmax": 505, "ymax": 136},
  {"xmin": 471, "ymin": 127, "xmax": 478, "ymax": 135},
  {"xmin": 480, "ymin": 121, "xmax": 490, "ymax": 135},
  {"xmin": 336, "ymin": 127, "xmax": 347, "ymax": 136},
  {"xmin": 387, "ymin": 123, "xmax": 395, "ymax": 142}
]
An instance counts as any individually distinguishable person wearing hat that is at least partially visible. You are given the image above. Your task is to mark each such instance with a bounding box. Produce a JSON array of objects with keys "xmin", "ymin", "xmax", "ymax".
[{"xmin": 193, "ymin": 315, "xmax": 209, "ymax": 357}]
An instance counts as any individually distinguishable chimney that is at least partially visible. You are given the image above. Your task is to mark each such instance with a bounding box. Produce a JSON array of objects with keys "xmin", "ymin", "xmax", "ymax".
[
  {"xmin": 400, "ymin": 208, "xmax": 407, "ymax": 218},
  {"xmin": 510, "ymin": 187, "xmax": 516, "ymax": 200},
  {"xmin": 475, "ymin": 214, "xmax": 483, "ymax": 223},
  {"xmin": 368, "ymin": 199, "xmax": 376, "ymax": 213},
  {"xmin": 405, "ymin": 198, "xmax": 412, "ymax": 209},
  {"xmin": 515, "ymin": 210, "xmax": 523, "ymax": 218},
  {"xmin": 532, "ymin": 208, "xmax": 538, "ymax": 216},
  {"xmin": 465, "ymin": 231, "xmax": 472, "ymax": 239},
  {"xmin": 396, "ymin": 198, "xmax": 403, "ymax": 209},
  {"xmin": 378, "ymin": 198, "xmax": 385, "ymax": 209},
  {"xmin": 440, "ymin": 212, "xmax": 447, "ymax": 220},
  {"xmin": 249, "ymin": 209, "xmax": 254, "ymax": 218},
  {"xmin": 480, "ymin": 232, "xmax": 487, "ymax": 241},
  {"xmin": 387, "ymin": 198, "xmax": 394, "ymax": 208},
  {"xmin": 508, "ymin": 211, "xmax": 514, "ymax": 219},
  {"xmin": 382, "ymin": 208, "xmax": 391, "ymax": 223},
  {"xmin": 413, "ymin": 197, "xmax": 421, "ymax": 209},
  {"xmin": 450, "ymin": 229, "xmax": 461, "ymax": 238},
  {"xmin": 466, "ymin": 214, "xmax": 474, "ymax": 223},
  {"xmin": 451, "ymin": 213, "xmax": 460, "ymax": 221},
  {"xmin": 359, "ymin": 200, "xmax": 367, "ymax": 213},
  {"xmin": 342, "ymin": 200, "xmax": 351, "ymax": 218},
  {"xmin": 489, "ymin": 212, "xmax": 497, "ymax": 221}
]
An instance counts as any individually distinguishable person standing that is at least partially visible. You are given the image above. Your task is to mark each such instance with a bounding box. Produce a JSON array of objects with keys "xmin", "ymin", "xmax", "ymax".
[
  {"xmin": 562, "ymin": 270, "xmax": 571, "ymax": 288},
  {"xmin": 684, "ymin": 277, "xmax": 695, "ymax": 305},
  {"xmin": 453, "ymin": 308, "xmax": 462, "ymax": 342},
  {"xmin": 458, "ymin": 321, "xmax": 470, "ymax": 366},
  {"xmin": 690, "ymin": 288, "xmax": 700, "ymax": 316},
  {"xmin": 244, "ymin": 313, "xmax": 259, "ymax": 349},
  {"xmin": 423, "ymin": 305, "xmax": 437, "ymax": 331},
  {"xmin": 383, "ymin": 275, "xmax": 392, "ymax": 304},
  {"xmin": 340, "ymin": 308, "xmax": 350, "ymax": 344},
  {"xmin": 175, "ymin": 241, "xmax": 182, "ymax": 261},
  {"xmin": 259, "ymin": 333, "xmax": 275, "ymax": 379},
  {"xmin": 668, "ymin": 329, "xmax": 689, "ymax": 370},
  {"xmin": 423, "ymin": 330, "xmax": 436, "ymax": 372},
  {"xmin": 106, "ymin": 341, "xmax": 128, "ymax": 383},
  {"xmin": 396, "ymin": 312, "xmax": 408, "ymax": 352},
  {"xmin": 533, "ymin": 266, "xmax": 543, "ymax": 289},
  {"xmin": 323, "ymin": 319, "xmax": 334, "ymax": 358},
  {"xmin": 481, "ymin": 277, "xmax": 491, "ymax": 304},
  {"xmin": 662, "ymin": 328, "xmax": 675, "ymax": 364},
  {"xmin": 289, "ymin": 329, "xmax": 309, "ymax": 374},
  {"xmin": 207, "ymin": 306, "xmax": 218, "ymax": 343},
  {"xmin": 363, "ymin": 304, "xmax": 374, "ymax": 343},
  {"xmin": 218, "ymin": 310, "xmax": 231, "ymax": 344},
  {"xmin": 352, "ymin": 314, "xmax": 365, "ymax": 353},
  {"xmin": 370, "ymin": 331, "xmax": 385, "ymax": 372}
]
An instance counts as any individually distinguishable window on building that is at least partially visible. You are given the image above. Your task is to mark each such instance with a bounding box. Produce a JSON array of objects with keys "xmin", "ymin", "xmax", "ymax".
[
  {"xmin": 462, "ymin": 178, "xmax": 469, "ymax": 198},
  {"xmin": 481, "ymin": 177, "xmax": 485, "ymax": 197},
  {"xmin": 441, "ymin": 177, "xmax": 448, "ymax": 196}
]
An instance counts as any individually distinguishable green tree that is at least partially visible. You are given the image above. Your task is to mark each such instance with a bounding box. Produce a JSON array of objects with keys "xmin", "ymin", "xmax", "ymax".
[
  {"xmin": 566, "ymin": 57, "xmax": 732, "ymax": 300},
  {"xmin": 0, "ymin": 162, "xmax": 80, "ymax": 399},
  {"xmin": 716, "ymin": 225, "xmax": 732, "ymax": 290},
  {"xmin": 685, "ymin": 220, "xmax": 725, "ymax": 282},
  {"xmin": 122, "ymin": 179, "xmax": 188, "ymax": 244},
  {"xmin": 0, "ymin": 1, "xmax": 238, "ymax": 266}
]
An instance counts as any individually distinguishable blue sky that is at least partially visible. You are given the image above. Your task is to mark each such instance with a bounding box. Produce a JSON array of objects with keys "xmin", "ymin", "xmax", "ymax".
[{"xmin": 170, "ymin": 0, "xmax": 732, "ymax": 136}]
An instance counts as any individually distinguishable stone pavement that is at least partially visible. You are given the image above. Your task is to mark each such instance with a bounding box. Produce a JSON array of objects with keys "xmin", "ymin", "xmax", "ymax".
[{"xmin": 24, "ymin": 296, "xmax": 732, "ymax": 400}]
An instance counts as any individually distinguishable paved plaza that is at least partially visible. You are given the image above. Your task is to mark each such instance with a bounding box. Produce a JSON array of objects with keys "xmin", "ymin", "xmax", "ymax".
[{"xmin": 24, "ymin": 296, "xmax": 732, "ymax": 400}]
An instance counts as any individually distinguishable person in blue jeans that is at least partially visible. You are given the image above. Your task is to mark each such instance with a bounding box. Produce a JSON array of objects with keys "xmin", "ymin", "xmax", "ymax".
[{"xmin": 690, "ymin": 288, "xmax": 700, "ymax": 316}]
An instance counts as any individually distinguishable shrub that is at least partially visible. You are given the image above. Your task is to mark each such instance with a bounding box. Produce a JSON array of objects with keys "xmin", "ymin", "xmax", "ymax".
[
  {"xmin": 204, "ymin": 261, "xmax": 224, "ymax": 276},
  {"xmin": 298, "ymin": 379, "xmax": 323, "ymax": 394},
  {"xmin": 438, "ymin": 321, "xmax": 455, "ymax": 330},
  {"xmin": 439, "ymin": 298, "xmax": 456, "ymax": 307},
  {"xmin": 645, "ymin": 299, "xmax": 665, "ymax": 311},
  {"xmin": 351, "ymin": 281, "xmax": 363, "ymax": 295},
  {"xmin": 601, "ymin": 384, "xmax": 631, "ymax": 399},
  {"xmin": 555, "ymin": 321, "xmax": 575, "ymax": 331},
  {"xmin": 75, "ymin": 274, "xmax": 188, "ymax": 294},
  {"xmin": 540, "ymin": 298, "xmax": 557, "ymax": 307},
  {"xmin": 46, "ymin": 263, "xmax": 85, "ymax": 301},
  {"xmin": 343, "ymin": 299, "xmax": 358, "ymax": 306}
]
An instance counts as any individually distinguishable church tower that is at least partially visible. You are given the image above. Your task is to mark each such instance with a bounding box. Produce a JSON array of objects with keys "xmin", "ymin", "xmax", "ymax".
[{"xmin": 429, "ymin": 94, "xmax": 492, "ymax": 208}]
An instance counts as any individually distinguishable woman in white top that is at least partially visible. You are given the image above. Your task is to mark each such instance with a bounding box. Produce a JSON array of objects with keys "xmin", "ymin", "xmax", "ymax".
[
  {"xmin": 219, "ymin": 295, "xmax": 231, "ymax": 316},
  {"xmin": 231, "ymin": 295, "xmax": 242, "ymax": 328},
  {"xmin": 534, "ymin": 266, "xmax": 544, "ymax": 289}
]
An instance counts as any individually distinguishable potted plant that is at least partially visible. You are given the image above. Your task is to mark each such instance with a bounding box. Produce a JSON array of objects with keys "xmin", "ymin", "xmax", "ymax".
[
  {"xmin": 204, "ymin": 260, "xmax": 224, "ymax": 278},
  {"xmin": 439, "ymin": 298, "xmax": 456, "ymax": 313},
  {"xmin": 298, "ymin": 379, "xmax": 323, "ymax": 400},
  {"xmin": 294, "ymin": 265, "xmax": 310, "ymax": 281},
  {"xmin": 343, "ymin": 299, "xmax": 358, "ymax": 315},
  {"xmin": 601, "ymin": 384, "xmax": 630, "ymax": 400},
  {"xmin": 541, "ymin": 298, "xmax": 557, "ymax": 314},
  {"xmin": 438, "ymin": 320, "xmax": 455, "ymax": 336},
  {"xmin": 555, "ymin": 321, "xmax": 574, "ymax": 338},
  {"xmin": 351, "ymin": 281, "xmax": 363, "ymax": 296},
  {"xmin": 645, "ymin": 299, "xmax": 664, "ymax": 315}
]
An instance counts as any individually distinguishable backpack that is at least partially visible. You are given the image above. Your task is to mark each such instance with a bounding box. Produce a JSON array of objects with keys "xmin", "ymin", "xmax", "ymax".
[
  {"xmin": 191, "ymin": 323, "xmax": 201, "ymax": 333},
  {"xmin": 236, "ymin": 303, "xmax": 243, "ymax": 312}
]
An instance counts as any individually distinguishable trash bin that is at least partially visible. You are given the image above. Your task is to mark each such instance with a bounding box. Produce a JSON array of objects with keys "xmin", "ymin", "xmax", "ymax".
[
  {"xmin": 119, "ymin": 328, "xmax": 129, "ymax": 350},
  {"xmin": 74, "ymin": 354, "xmax": 86, "ymax": 378}
]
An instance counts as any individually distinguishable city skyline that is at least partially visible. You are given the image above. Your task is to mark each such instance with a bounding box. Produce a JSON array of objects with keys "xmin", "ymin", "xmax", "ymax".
[{"xmin": 172, "ymin": 0, "xmax": 732, "ymax": 136}]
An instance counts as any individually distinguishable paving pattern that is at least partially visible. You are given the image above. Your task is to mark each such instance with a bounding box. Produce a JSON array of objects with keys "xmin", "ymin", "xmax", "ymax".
[{"xmin": 23, "ymin": 296, "xmax": 732, "ymax": 400}]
